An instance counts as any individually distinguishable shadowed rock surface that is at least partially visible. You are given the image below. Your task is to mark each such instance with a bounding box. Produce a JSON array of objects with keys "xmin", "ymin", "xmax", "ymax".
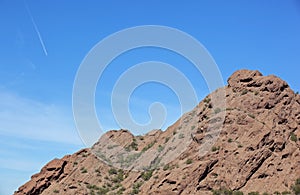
[{"xmin": 15, "ymin": 70, "xmax": 300, "ymax": 195}]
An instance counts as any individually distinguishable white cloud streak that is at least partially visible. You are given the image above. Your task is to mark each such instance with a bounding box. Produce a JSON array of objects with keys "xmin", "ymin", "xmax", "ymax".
[
  {"xmin": 0, "ymin": 158, "xmax": 41, "ymax": 172},
  {"xmin": 0, "ymin": 89, "xmax": 84, "ymax": 195},
  {"xmin": 0, "ymin": 90, "xmax": 82, "ymax": 145},
  {"xmin": 24, "ymin": 1, "xmax": 48, "ymax": 56}
]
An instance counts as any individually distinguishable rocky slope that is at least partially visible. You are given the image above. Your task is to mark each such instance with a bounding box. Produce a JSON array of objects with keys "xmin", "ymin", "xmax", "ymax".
[{"xmin": 15, "ymin": 70, "xmax": 300, "ymax": 195}]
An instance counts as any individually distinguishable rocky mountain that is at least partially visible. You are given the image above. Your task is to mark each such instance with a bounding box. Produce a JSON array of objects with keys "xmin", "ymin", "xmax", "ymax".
[{"xmin": 15, "ymin": 70, "xmax": 300, "ymax": 195}]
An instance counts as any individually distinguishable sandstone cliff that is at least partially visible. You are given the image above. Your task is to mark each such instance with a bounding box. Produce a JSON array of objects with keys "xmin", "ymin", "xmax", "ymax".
[{"xmin": 15, "ymin": 70, "xmax": 300, "ymax": 195}]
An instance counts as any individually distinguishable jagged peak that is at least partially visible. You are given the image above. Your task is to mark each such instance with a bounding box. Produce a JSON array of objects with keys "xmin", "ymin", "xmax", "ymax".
[{"xmin": 228, "ymin": 69, "xmax": 289, "ymax": 93}]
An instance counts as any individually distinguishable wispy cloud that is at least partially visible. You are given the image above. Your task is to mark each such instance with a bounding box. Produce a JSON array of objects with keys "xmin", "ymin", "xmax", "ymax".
[
  {"xmin": 24, "ymin": 1, "xmax": 48, "ymax": 56},
  {"xmin": 0, "ymin": 158, "xmax": 41, "ymax": 172},
  {"xmin": 0, "ymin": 89, "xmax": 84, "ymax": 195},
  {"xmin": 0, "ymin": 90, "xmax": 82, "ymax": 145}
]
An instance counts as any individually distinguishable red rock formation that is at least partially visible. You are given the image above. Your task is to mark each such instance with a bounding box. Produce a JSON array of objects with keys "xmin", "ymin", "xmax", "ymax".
[{"xmin": 15, "ymin": 70, "xmax": 300, "ymax": 195}]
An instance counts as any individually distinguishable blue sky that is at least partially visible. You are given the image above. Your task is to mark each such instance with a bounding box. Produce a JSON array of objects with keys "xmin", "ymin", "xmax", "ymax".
[{"xmin": 1, "ymin": 0, "xmax": 300, "ymax": 194}]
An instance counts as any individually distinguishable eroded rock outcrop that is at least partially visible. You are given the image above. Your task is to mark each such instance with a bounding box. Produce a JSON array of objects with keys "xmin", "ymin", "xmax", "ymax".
[{"xmin": 15, "ymin": 70, "xmax": 300, "ymax": 195}]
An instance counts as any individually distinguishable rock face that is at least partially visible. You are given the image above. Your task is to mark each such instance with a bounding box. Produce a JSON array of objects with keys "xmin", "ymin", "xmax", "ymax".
[{"xmin": 15, "ymin": 70, "xmax": 300, "ymax": 195}]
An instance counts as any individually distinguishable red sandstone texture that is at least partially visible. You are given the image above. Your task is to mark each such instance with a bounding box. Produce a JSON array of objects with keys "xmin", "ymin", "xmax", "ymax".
[{"xmin": 15, "ymin": 70, "xmax": 300, "ymax": 195}]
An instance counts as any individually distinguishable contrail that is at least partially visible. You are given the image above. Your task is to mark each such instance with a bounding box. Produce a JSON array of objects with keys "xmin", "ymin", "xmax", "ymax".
[{"xmin": 24, "ymin": 1, "xmax": 48, "ymax": 56}]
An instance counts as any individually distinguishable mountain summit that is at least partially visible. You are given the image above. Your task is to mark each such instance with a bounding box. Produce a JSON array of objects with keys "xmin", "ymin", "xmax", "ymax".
[{"xmin": 15, "ymin": 70, "xmax": 300, "ymax": 195}]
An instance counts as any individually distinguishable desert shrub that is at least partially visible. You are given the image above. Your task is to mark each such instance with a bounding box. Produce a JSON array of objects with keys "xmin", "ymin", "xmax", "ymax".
[
  {"xmin": 117, "ymin": 186, "xmax": 125, "ymax": 194},
  {"xmin": 186, "ymin": 159, "xmax": 193, "ymax": 164},
  {"xmin": 98, "ymin": 187, "xmax": 109, "ymax": 194},
  {"xmin": 122, "ymin": 152, "xmax": 142, "ymax": 165},
  {"xmin": 81, "ymin": 167, "xmax": 87, "ymax": 173},
  {"xmin": 165, "ymin": 137, "xmax": 170, "ymax": 143},
  {"xmin": 157, "ymin": 145, "xmax": 164, "ymax": 152},
  {"xmin": 116, "ymin": 170, "xmax": 124, "ymax": 181},
  {"xmin": 141, "ymin": 169, "xmax": 153, "ymax": 181},
  {"xmin": 131, "ymin": 182, "xmax": 143, "ymax": 194},
  {"xmin": 248, "ymin": 192, "xmax": 259, "ymax": 195},
  {"xmin": 212, "ymin": 146, "xmax": 220, "ymax": 152},
  {"xmin": 142, "ymin": 142, "xmax": 155, "ymax": 152},
  {"xmin": 204, "ymin": 97, "xmax": 211, "ymax": 103},
  {"xmin": 228, "ymin": 138, "xmax": 233, "ymax": 143},
  {"xmin": 111, "ymin": 177, "xmax": 120, "ymax": 183},
  {"xmin": 108, "ymin": 168, "xmax": 118, "ymax": 175},
  {"xmin": 292, "ymin": 177, "xmax": 300, "ymax": 194},
  {"xmin": 290, "ymin": 132, "xmax": 298, "ymax": 142},
  {"xmin": 163, "ymin": 164, "xmax": 170, "ymax": 171},
  {"xmin": 296, "ymin": 177, "xmax": 300, "ymax": 185},
  {"xmin": 87, "ymin": 184, "xmax": 99, "ymax": 190},
  {"xmin": 178, "ymin": 133, "xmax": 185, "ymax": 139},
  {"xmin": 214, "ymin": 107, "xmax": 222, "ymax": 114},
  {"xmin": 234, "ymin": 191, "xmax": 244, "ymax": 195},
  {"xmin": 112, "ymin": 183, "xmax": 122, "ymax": 190},
  {"xmin": 95, "ymin": 168, "xmax": 100, "ymax": 173},
  {"xmin": 53, "ymin": 190, "xmax": 59, "ymax": 193},
  {"xmin": 107, "ymin": 145, "xmax": 118, "ymax": 149},
  {"xmin": 191, "ymin": 125, "xmax": 196, "ymax": 130},
  {"xmin": 190, "ymin": 110, "xmax": 196, "ymax": 116},
  {"xmin": 212, "ymin": 188, "xmax": 244, "ymax": 195},
  {"xmin": 226, "ymin": 107, "xmax": 234, "ymax": 111},
  {"xmin": 248, "ymin": 114, "xmax": 255, "ymax": 119},
  {"xmin": 131, "ymin": 188, "xmax": 139, "ymax": 194},
  {"xmin": 241, "ymin": 89, "xmax": 248, "ymax": 95},
  {"xmin": 126, "ymin": 141, "xmax": 138, "ymax": 151}
]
